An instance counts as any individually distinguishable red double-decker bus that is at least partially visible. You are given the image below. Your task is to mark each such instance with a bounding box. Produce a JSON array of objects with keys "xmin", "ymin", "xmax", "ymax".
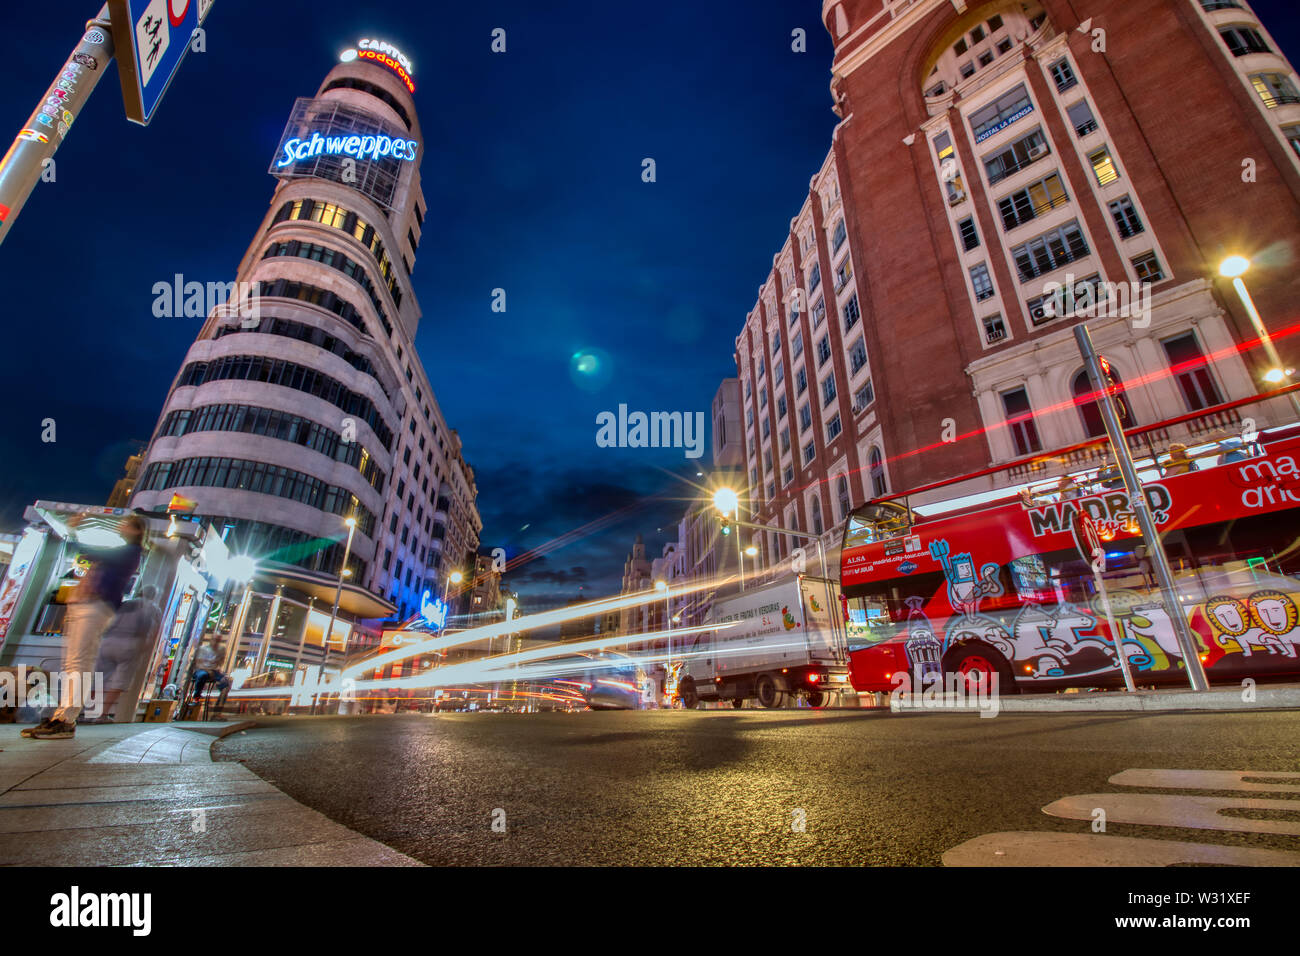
[{"xmin": 840, "ymin": 420, "xmax": 1300, "ymax": 694}]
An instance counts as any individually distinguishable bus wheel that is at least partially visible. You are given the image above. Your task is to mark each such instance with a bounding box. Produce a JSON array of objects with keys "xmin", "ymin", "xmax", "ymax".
[
  {"xmin": 679, "ymin": 679, "xmax": 699, "ymax": 709},
  {"xmin": 731, "ymin": 697, "xmax": 744, "ymax": 709},
  {"xmin": 756, "ymin": 674, "xmax": 781, "ymax": 708},
  {"xmin": 806, "ymin": 688, "xmax": 826, "ymax": 708},
  {"xmin": 946, "ymin": 646, "xmax": 1012, "ymax": 696}
]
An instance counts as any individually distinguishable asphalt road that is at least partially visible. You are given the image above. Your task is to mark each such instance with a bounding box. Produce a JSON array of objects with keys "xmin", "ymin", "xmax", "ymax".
[{"xmin": 214, "ymin": 709, "xmax": 1300, "ymax": 866}]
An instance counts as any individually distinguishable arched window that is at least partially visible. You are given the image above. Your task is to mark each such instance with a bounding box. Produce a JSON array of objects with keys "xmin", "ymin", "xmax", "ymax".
[
  {"xmin": 1072, "ymin": 367, "xmax": 1136, "ymax": 439},
  {"xmin": 869, "ymin": 447, "xmax": 888, "ymax": 497},
  {"xmin": 811, "ymin": 497, "xmax": 823, "ymax": 536},
  {"xmin": 837, "ymin": 475, "xmax": 851, "ymax": 519}
]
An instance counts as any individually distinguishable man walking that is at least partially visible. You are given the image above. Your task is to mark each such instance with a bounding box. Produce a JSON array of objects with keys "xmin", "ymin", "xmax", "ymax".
[{"xmin": 23, "ymin": 514, "xmax": 148, "ymax": 739}]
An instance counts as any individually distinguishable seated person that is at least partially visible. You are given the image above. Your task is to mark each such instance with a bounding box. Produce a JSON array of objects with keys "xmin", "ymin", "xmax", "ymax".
[{"xmin": 192, "ymin": 638, "xmax": 232, "ymax": 706}]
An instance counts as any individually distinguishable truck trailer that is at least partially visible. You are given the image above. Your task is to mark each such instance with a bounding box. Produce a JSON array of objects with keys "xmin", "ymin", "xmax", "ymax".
[{"xmin": 677, "ymin": 575, "xmax": 850, "ymax": 708}]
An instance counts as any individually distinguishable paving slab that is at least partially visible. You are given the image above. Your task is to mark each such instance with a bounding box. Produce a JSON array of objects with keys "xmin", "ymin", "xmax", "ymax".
[{"xmin": 0, "ymin": 723, "xmax": 423, "ymax": 867}]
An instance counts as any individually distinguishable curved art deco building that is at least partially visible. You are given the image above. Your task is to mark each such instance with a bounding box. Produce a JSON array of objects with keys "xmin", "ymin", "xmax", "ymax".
[{"xmin": 131, "ymin": 43, "xmax": 481, "ymax": 660}]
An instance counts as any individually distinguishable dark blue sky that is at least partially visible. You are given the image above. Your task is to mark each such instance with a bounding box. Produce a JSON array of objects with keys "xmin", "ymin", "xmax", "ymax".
[{"xmin": 2, "ymin": 1, "xmax": 1298, "ymax": 608}]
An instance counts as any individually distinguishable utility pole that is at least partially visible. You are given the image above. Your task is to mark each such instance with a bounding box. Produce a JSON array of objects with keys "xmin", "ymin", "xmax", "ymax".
[
  {"xmin": 0, "ymin": 6, "xmax": 114, "ymax": 247},
  {"xmin": 1075, "ymin": 324, "xmax": 1209, "ymax": 691}
]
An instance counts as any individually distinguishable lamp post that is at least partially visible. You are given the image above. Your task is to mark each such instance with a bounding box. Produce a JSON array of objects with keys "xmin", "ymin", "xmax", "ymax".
[
  {"xmin": 315, "ymin": 516, "xmax": 356, "ymax": 714},
  {"xmin": 220, "ymin": 555, "xmax": 257, "ymax": 674},
  {"xmin": 655, "ymin": 579, "xmax": 672, "ymax": 702},
  {"xmin": 1219, "ymin": 256, "xmax": 1300, "ymax": 417}
]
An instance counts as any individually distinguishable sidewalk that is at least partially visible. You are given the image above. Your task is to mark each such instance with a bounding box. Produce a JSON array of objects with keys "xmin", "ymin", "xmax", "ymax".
[{"xmin": 0, "ymin": 721, "xmax": 423, "ymax": 866}]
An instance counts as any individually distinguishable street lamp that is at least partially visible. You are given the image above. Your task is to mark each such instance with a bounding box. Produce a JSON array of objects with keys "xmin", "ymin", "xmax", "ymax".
[
  {"xmin": 220, "ymin": 555, "xmax": 258, "ymax": 674},
  {"xmin": 712, "ymin": 486, "xmax": 744, "ymax": 592},
  {"xmin": 1219, "ymin": 256, "xmax": 1300, "ymax": 415},
  {"xmin": 316, "ymin": 515, "xmax": 357, "ymax": 713},
  {"xmin": 655, "ymin": 579, "xmax": 671, "ymax": 695}
]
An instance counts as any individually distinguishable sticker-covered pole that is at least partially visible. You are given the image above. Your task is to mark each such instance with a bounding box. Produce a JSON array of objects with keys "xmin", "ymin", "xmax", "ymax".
[
  {"xmin": 0, "ymin": 5, "xmax": 114, "ymax": 248},
  {"xmin": 1074, "ymin": 323, "xmax": 1210, "ymax": 691}
]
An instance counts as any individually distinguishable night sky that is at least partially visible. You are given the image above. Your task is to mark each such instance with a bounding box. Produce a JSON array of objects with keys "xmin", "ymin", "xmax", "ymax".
[{"xmin": 1, "ymin": 1, "xmax": 1298, "ymax": 609}]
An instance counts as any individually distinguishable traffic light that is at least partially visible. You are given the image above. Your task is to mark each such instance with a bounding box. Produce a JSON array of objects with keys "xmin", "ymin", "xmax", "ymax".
[{"xmin": 719, "ymin": 513, "xmax": 732, "ymax": 536}]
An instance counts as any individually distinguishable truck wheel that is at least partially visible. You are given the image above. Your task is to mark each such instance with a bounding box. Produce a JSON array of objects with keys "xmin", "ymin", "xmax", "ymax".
[
  {"xmin": 680, "ymin": 679, "xmax": 699, "ymax": 709},
  {"xmin": 731, "ymin": 697, "xmax": 744, "ymax": 709},
  {"xmin": 806, "ymin": 688, "xmax": 825, "ymax": 708},
  {"xmin": 756, "ymin": 674, "xmax": 780, "ymax": 709}
]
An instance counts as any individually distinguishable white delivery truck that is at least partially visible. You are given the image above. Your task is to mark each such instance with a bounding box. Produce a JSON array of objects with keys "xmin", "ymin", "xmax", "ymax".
[{"xmin": 678, "ymin": 575, "xmax": 850, "ymax": 709}]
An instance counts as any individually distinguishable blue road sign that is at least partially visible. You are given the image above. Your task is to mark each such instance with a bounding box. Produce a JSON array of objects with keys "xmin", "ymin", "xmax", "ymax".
[{"xmin": 107, "ymin": 0, "xmax": 213, "ymax": 125}]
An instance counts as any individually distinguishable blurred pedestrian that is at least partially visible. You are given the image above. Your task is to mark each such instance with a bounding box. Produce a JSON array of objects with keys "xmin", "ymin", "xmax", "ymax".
[
  {"xmin": 23, "ymin": 514, "xmax": 148, "ymax": 739},
  {"xmin": 192, "ymin": 636, "xmax": 232, "ymax": 715},
  {"xmin": 91, "ymin": 584, "xmax": 163, "ymax": 723}
]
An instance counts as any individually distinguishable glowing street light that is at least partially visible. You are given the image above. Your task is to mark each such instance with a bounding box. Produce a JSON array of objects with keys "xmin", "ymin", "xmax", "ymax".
[
  {"xmin": 712, "ymin": 487, "xmax": 744, "ymax": 592},
  {"xmin": 1219, "ymin": 256, "xmax": 1300, "ymax": 415}
]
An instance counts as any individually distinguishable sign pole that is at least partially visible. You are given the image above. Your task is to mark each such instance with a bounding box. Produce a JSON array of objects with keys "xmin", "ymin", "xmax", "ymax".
[
  {"xmin": 0, "ymin": 5, "xmax": 114, "ymax": 248},
  {"xmin": 1074, "ymin": 324, "xmax": 1210, "ymax": 692}
]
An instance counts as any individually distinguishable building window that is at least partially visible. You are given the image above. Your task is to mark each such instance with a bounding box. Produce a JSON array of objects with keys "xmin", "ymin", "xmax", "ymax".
[
  {"xmin": 783, "ymin": 465, "xmax": 794, "ymax": 487},
  {"xmin": 799, "ymin": 403, "xmax": 812, "ymax": 433},
  {"xmin": 812, "ymin": 297, "xmax": 826, "ymax": 329},
  {"xmin": 969, "ymin": 84, "xmax": 1033, "ymax": 142},
  {"xmin": 772, "ymin": 332, "xmax": 782, "ymax": 355},
  {"xmin": 997, "ymin": 172, "xmax": 1069, "ymax": 231},
  {"xmin": 996, "ymin": 37, "xmax": 1013, "ymax": 54},
  {"xmin": 803, "ymin": 440, "xmax": 816, "ymax": 464},
  {"xmin": 1220, "ymin": 26, "xmax": 1270, "ymax": 57},
  {"xmin": 837, "ymin": 476, "xmax": 851, "ymax": 520},
  {"xmin": 958, "ymin": 216, "xmax": 980, "ymax": 251},
  {"xmin": 1199, "ymin": 0, "xmax": 1242, "ymax": 9},
  {"xmin": 822, "ymin": 374, "xmax": 837, "ymax": 407},
  {"xmin": 971, "ymin": 25, "xmax": 986, "ymax": 44},
  {"xmin": 842, "ymin": 293, "xmax": 861, "ymax": 330},
  {"xmin": 817, "ymin": 335, "xmax": 832, "ymax": 367},
  {"xmin": 1001, "ymin": 387, "xmax": 1042, "ymax": 456},
  {"xmin": 989, "ymin": 14, "xmax": 1005, "ymax": 31},
  {"xmin": 1049, "ymin": 58, "xmax": 1078, "ymax": 92},
  {"xmin": 970, "ymin": 263, "xmax": 996, "ymax": 300},
  {"xmin": 959, "ymin": 61, "xmax": 977, "ymax": 80},
  {"xmin": 826, "ymin": 414, "xmax": 843, "ymax": 442},
  {"xmin": 848, "ymin": 337, "xmax": 868, "ymax": 375},
  {"xmin": 1132, "ymin": 251, "xmax": 1165, "ymax": 283},
  {"xmin": 832, "ymin": 219, "xmax": 848, "ymax": 253},
  {"xmin": 854, "ymin": 379, "xmax": 875, "ymax": 411},
  {"xmin": 1162, "ymin": 333, "xmax": 1224, "ymax": 411},
  {"xmin": 774, "ymin": 359, "xmax": 784, "ymax": 386},
  {"xmin": 808, "ymin": 262, "xmax": 822, "ymax": 292},
  {"xmin": 796, "ymin": 367, "xmax": 808, "ymax": 396},
  {"xmin": 1250, "ymin": 73, "xmax": 1300, "ymax": 109},
  {"xmin": 835, "ymin": 258, "xmax": 854, "ymax": 293},
  {"xmin": 1011, "ymin": 221, "xmax": 1090, "ymax": 282},
  {"xmin": 792, "ymin": 330, "xmax": 804, "ymax": 358},
  {"xmin": 759, "ymin": 386, "xmax": 768, "ymax": 408},
  {"xmin": 745, "ymin": 406, "xmax": 754, "ymax": 429},
  {"xmin": 1109, "ymin": 196, "xmax": 1145, "ymax": 238},
  {"xmin": 978, "ymin": 51, "xmax": 995, "ymax": 68},
  {"xmin": 1072, "ymin": 366, "xmax": 1136, "ymax": 438},
  {"xmin": 761, "ymin": 418, "xmax": 770, "ymax": 440},
  {"xmin": 811, "ymin": 497, "xmax": 823, "ymax": 536},
  {"xmin": 1067, "ymin": 99, "xmax": 1098, "ymax": 137},
  {"xmin": 1285, "ymin": 124, "xmax": 1300, "ymax": 157},
  {"xmin": 1088, "ymin": 146, "xmax": 1120, "ymax": 186},
  {"xmin": 933, "ymin": 132, "xmax": 965, "ymax": 205},
  {"xmin": 780, "ymin": 427, "xmax": 791, "ymax": 455},
  {"xmin": 869, "ymin": 447, "xmax": 887, "ymax": 497},
  {"xmin": 983, "ymin": 128, "xmax": 1049, "ymax": 185},
  {"xmin": 983, "ymin": 314, "xmax": 1007, "ymax": 343},
  {"xmin": 777, "ymin": 394, "xmax": 787, "ymax": 420}
]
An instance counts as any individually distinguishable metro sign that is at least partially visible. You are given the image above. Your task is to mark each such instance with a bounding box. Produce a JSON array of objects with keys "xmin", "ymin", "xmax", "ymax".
[{"xmin": 108, "ymin": 0, "xmax": 214, "ymax": 125}]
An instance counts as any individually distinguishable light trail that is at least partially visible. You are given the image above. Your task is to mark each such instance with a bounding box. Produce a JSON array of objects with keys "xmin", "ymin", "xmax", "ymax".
[{"xmin": 339, "ymin": 569, "xmax": 743, "ymax": 681}]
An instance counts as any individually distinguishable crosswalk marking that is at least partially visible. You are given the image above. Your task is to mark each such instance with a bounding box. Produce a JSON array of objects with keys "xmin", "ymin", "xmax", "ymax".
[
  {"xmin": 1109, "ymin": 768, "xmax": 1300, "ymax": 792},
  {"xmin": 1043, "ymin": 792, "xmax": 1300, "ymax": 835},
  {"xmin": 943, "ymin": 831, "xmax": 1300, "ymax": 867}
]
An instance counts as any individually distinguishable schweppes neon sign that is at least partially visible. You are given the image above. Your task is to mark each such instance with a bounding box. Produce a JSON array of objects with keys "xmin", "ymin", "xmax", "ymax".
[{"xmin": 340, "ymin": 39, "xmax": 415, "ymax": 93}]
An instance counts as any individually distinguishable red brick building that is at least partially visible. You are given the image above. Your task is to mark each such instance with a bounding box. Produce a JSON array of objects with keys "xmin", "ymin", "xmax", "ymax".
[{"xmin": 735, "ymin": 0, "xmax": 1300, "ymax": 572}]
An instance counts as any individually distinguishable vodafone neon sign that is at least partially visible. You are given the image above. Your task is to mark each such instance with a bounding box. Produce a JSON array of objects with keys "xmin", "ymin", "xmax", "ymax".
[
  {"xmin": 340, "ymin": 38, "xmax": 416, "ymax": 93},
  {"xmin": 276, "ymin": 130, "xmax": 420, "ymax": 167}
]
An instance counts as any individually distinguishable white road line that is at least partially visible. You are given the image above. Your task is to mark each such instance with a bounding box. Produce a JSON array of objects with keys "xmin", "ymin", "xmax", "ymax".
[
  {"xmin": 1043, "ymin": 793, "xmax": 1300, "ymax": 835},
  {"xmin": 943, "ymin": 831, "xmax": 1300, "ymax": 867},
  {"xmin": 1109, "ymin": 768, "xmax": 1300, "ymax": 792}
]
